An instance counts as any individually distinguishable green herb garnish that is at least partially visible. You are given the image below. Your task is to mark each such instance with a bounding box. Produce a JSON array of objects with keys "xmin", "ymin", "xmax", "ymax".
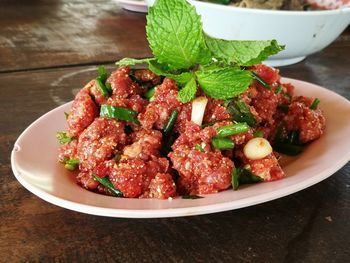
[
  {"xmin": 251, "ymin": 71, "xmax": 271, "ymax": 90},
  {"xmin": 95, "ymin": 66, "xmax": 112, "ymax": 98},
  {"xmin": 56, "ymin": 132, "xmax": 74, "ymax": 144},
  {"xmin": 100, "ymin": 104, "xmax": 139, "ymax": 124},
  {"xmin": 64, "ymin": 158, "xmax": 79, "ymax": 171},
  {"xmin": 92, "ymin": 173, "xmax": 123, "ymax": 197},
  {"xmin": 231, "ymin": 167, "xmax": 263, "ymax": 190},
  {"xmin": 115, "ymin": 0, "xmax": 284, "ymax": 103},
  {"xmin": 211, "ymin": 137, "xmax": 235, "ymax": 150},
  {"xmin": 163, "ymin": 110, "xmax": 179, "ymax": 136},
  {"xmin": 310, "ymin": 98, "xmax": 320, "ymax": 110},
  {"xmin": 226, "ymin": 99, "xmax": 257, "ymax": 127},
  {"xmin": 215, "ymin": 123, "xmax": 249, "ymax": 138},
  {"xmin": 253, "ymin": 130, "xmax": 264, "ymax": 138}
]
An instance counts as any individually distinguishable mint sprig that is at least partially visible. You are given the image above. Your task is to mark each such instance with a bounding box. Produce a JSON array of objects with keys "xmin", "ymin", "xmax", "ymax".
[
  {"xmin": 146, "ymin": 0, "xmax": 211, "ymax": 70},
  {"xmin": 115, "ymin": 0, "xmax": 284, "ymax": 103}
]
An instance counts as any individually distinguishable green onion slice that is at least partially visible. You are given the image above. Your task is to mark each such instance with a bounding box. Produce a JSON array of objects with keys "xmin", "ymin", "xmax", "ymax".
[
  {"xmin": 238, "ymin": 168, "xmax": 263, "ymax": 184},
  {"xmin": 163, "ymin": 110, "xmax": 179, "ymax": 136},
  {"xmin": 251, "ymin": 71, "xmax": 271, "ymax": 90},
  {"xmin": 216, "ymin": 123, "xmax": 249, "ymax": 138},
  {"xmin": 144, "ymin": 87, "xmax": 156, "ymax": 101},
  {"xmin": 64, "ymin": 158, "xmax": 79, "ymax": 171},
  {"xmin": 310, "ymin": 98, "xmax": 320, "ymax": 110},
  {"xmin": 211, "ymin": 137, "xmax": 235, "ymax": 150},
  {"xmin": 100, "ymin": 104, "xmax": 139, "ymax": 124},
  {"xmin": 98, "ymin": 65, "xmax": 108, "ymax": 83},
  {"xmin": 274, "ymin": 143, "xmax": 303, "ymax": 156},
  {"xmin": 226, "ymin": 99, "xmax": 257, "ymax": 127},
  {"xmin": 275, "ymin": 85, "xmax": 283, "ymax": 94},
  {"xmin": 56, "ymin": 132, "xmax": 74, "ymax": 145},
  {"xmin": 95, "ymin": 77, "xmax": 110, "ymax": 98},
  {"xmin": 231, "ymin": 168, "xmax": 239, "ymax": 190},
  {"xmin": 253, "ymin": 130, "xmax": 264, "ymax": 138},
  {"xmin": 92, "ymin": 173, "xmax": 123, "ymax": 197}
]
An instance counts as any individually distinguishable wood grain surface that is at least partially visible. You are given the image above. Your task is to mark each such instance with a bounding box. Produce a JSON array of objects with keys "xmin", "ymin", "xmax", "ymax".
[
  {"xmin": 0, "ymin": 0, "xmax": 151, "ymax": 72},
  {"xmin": 0, "ymin": 0, "xmax": 349, "ymax": 262}
]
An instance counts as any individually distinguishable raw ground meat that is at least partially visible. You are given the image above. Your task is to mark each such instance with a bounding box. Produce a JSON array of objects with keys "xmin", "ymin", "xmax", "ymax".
[{"xmin": 58, "ymin": 64, "xmax": 326, "ymax": 199}]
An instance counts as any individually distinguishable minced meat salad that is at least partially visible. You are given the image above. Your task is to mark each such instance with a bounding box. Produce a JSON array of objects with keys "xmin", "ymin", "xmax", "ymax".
[{"xmin": 57, "ymin": 64, "xmax": 326, "ymax": 199}]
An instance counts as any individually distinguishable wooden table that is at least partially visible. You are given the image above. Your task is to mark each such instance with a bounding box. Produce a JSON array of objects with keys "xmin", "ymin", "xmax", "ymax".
[{"xmin": 1, "ymin": 1, "xmax": 349, "ymax": 262}]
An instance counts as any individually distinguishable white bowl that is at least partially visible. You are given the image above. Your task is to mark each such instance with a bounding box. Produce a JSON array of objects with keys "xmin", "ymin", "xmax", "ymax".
[{"xmin": 145, "ymin": 0, "xmax": 350, "ymax": 66}]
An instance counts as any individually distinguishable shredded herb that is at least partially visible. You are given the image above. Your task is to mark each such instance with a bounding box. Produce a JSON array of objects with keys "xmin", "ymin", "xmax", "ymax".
[
  {"xmin": 56, "ymin": 132, "xmax": 74, "ymax": 145},
  {"xmin": 163, "ymin": 110, "xmax": 179, "ymax": 136},
  {"xmin": 92, "ymin": 173, "xmax": 123, "ymax": 197},
  {"xmin": 226, "ymin": 99, "xmax": 257, "ymax": 127},
  {"xmin": 251, "ymin": 71, "xmax": 271, "ymax": 90}
]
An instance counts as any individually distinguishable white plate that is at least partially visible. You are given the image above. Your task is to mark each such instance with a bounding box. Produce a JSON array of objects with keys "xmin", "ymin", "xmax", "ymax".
[
  {"xmin": 11, "ymin": 78, "xmax": 350, "ymax": 218},
  {"xmin": 116, "ymin": 0, "xmax": 148, "ymax": 13}
]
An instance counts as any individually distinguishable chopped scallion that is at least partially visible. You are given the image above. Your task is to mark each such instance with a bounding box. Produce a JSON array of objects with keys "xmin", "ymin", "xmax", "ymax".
[
  {"xmin": 64, "ymin": 158, "xmax": 79, "ymax": 171},
  {"xmin": 98, "ymin": 65, "xmax": 108, "ymax": 83},
  {"xmin": 238, "ymin": 168, "xmax": 263, "ymax": 184},
  {"xmin": 253, "ymin": 130, "xmax": 264, "ymax": 138},
  {"xmin": 310, "ymin": 98, "xmax": 320, "ymax": 110},
  {"xmin": 275, "ymin": 85, "xmax": 283, "ymax": 94},
  {"xmin": 163, "ymin": 110, "xmax": 179, "ymax": 136},
  {"xmin": 231, "ymin": 168, "xmax": 239, "ymax": 190},
  {"xmin": 56, "ymin": 132, "xmax": 74, "ymax": 144},
  {"xmin": 144, "ymin": 87, "xmax": 156, "ymax": 101},
  {"xmin": 100, "ymin": 104, "xmax": 139, "ymax": 124},
  {"xmin": 288, "ymin": 130, "xmax": 300, "ymax": 145},
  {"xmin": 226, "ymin": 99, "xmax": 257, "ymax": 127},
  {"xmin": 211, "ymin": 137, "xmax": 235, "ymax": 150},
  {"xmin": 92, "ymin": 173, "xmax": 123, "ymax": 197},
  {"xmin": 274, "ymin": 143, "xmax": 303, "ymax": 156},
  {"xmin": 252, "ymin": 71, "xmax": 271, "ymax": 90},
  {"xmin": 95, "ymin": 77, "xmax": 110, "ymax": 98},
  {"xmin": 216, "ymin": 123, "xmax": 249, "ymax": 138}
]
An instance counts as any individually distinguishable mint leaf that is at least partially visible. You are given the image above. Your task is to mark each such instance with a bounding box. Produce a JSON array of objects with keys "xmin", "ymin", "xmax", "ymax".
[
  {"xmin": 178, "ymin": 77, "xmax": 197, "ymax": 103},
  {"xmin": 196, "ymin": 65, "xmax": 252, "ymax": 99},
  {"xmin": 205, "ymin": 35, "xmax": 284, "ymax": 66},
  {"xmin": 116, "ymin": 57, "xmax": 155, "ymax": 66},
  {"xmin": 148, "ymin": 60, "xmax": 192, "ymax": 86},
  {"xmin": 146, "ymin": 0, "xmax": 211, "ymax": 70}
]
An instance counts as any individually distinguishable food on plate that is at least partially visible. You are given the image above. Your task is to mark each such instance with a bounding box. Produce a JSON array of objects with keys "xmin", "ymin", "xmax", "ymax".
[
  {"xmin": 196, "ymin": 0, "xmax": 349, "ymax": 10},
  {"xmin": 57, "ymin": 0, "xmax": 326, "ymax": 199}
]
